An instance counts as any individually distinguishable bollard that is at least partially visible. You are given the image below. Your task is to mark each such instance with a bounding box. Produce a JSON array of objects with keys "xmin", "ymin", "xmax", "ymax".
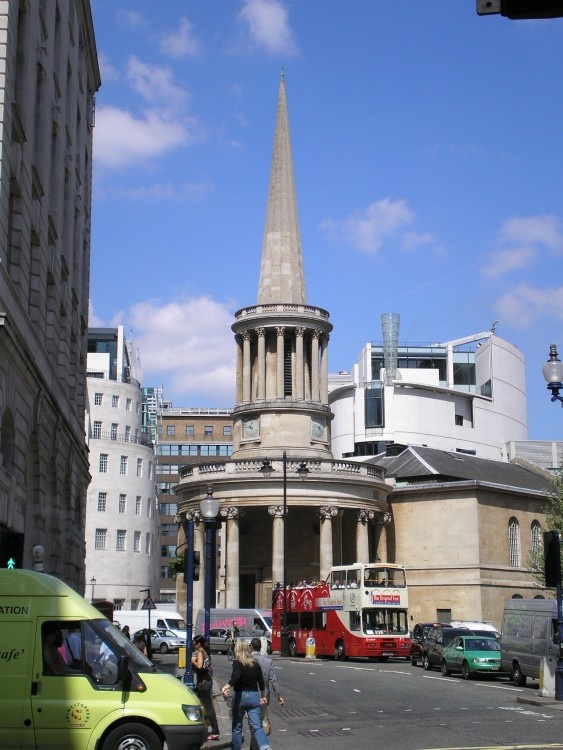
[{"xmin": 305, "ymin": 637, "xmax": 316, "ymax": 659}]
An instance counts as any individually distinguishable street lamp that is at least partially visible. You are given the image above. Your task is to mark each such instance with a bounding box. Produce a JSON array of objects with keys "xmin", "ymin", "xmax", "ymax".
[
  {"xmin": 542, "ymin": 344, "xmax": 563, "ymax": 406},
  {"xmin": 260, "ymin": 452, "xmax": 309, "ymax": 656},
  {"xmin": 90, "ymin": 576, "xmax": 96, "ymax": 601},
  {"xmin": 199, "ymin": 485, "xmax": 220, "ymax": 642},
  {"xmin": 177, "ymin": 511, "xmax": 196, "ymax": 689}
]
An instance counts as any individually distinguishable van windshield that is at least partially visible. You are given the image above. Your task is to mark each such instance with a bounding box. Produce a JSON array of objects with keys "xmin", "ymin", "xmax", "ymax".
[
  {"xmin": 99, "ymin": 620, "xmax": 155, "ymax": 669},
  {"xmin": 165, "ymin": 618, "xmax": 186, "ymax": 630}
]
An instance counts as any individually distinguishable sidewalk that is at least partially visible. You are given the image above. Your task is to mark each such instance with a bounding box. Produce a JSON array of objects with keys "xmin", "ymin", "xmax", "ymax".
[
  {"xmin": 517, "ymin": 693, "xmax": 563, "ymax": 710},
  {"xmin": 200, "ymin": 678, "xmax": 232, "ymax": 750}
]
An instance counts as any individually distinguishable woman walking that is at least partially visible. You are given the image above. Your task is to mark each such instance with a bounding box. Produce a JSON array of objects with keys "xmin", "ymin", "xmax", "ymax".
[
  {"xmin": 221, "ymin": 640, "xmax": 271, "ymax": 750},
  {"xmin": 192, "ymin": 635, "xmax": 220, "ymax": 742}
]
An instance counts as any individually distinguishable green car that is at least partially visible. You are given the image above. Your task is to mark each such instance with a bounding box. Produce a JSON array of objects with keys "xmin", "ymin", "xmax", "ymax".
[{"xmin": 441, "ymin": 635, "xmax": 506, "ymax": 679}]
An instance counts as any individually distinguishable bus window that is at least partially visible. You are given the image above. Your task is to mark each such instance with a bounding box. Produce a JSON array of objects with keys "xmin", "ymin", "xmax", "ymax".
[
  {"xmin": 314, "ymin": 612, "xmax": 326, "ymax": 631},
  {"xmin": 364, "ymin": 569, "xmax": 377, "ymax": 587},
  {"xmin": 386, "ymin": 610, "xmax": 409, "ymax": 634},
  {"xmin": 331, "ymin": 573, "xmax": 344, "ymax": 589},
  {"xmin": 350, "ymin": 612, "xmax": 361, "ymax": 631},
  {"xmin": 286, "ymin": 611, "xmax": 299, "ymax": 629},
  {"xmin": 387, "ymin": 568, "xmax": 406, "ymax": 587},
  {"xmin": 347, "ymin": 570, "xmax": 360, "ymax": 588},
  {"xmin": 301, "ymin": 612, "xmax": 314, "ymax": 631}
]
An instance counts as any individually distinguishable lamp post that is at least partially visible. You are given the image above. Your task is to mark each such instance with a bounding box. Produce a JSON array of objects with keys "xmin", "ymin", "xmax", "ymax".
[
  {"xmin": 178, "ymin": 512, "xmax": 196, "ymax": 689},
  {"xmin": 90, "ymin": 576, "xmax": 96, "ymax": 601},
  {"xmin": 199, "ymin": 486, "xmax": 220, "ymax": 642},
  {"xmin": 260, "ymin": 452, "xmax": 309, "ymax": 656},
  {"xmin": 542, "ymin": 344, "xmax": 563, "ymax": 407}
]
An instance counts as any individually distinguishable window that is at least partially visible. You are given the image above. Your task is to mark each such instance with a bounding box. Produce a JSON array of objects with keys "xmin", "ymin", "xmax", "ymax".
[
  {"xmin": 204, "ymin": 425, "xmax": 213, "ymax": 437},
  {"xmin": 118, "ymin": 494, "xmax": 126, "ymax": 513},
  {"xmin": 531, "ymin": 521, "xmax": 542, "ymax": 555},
  {"xmin": 145, "ymin": 533, "xmax": 152, "ymax": 554},
  {"xmin": 147, "ymin": 497, "xmax": 152, "ymax": 517},
  {"xmin": 509, "ymin": 517, "xmax": 521, "ymax": 567},
  {"xmin": 94, "ymin": 393, "xmax": 103, "ymax": 406},
  {"xmin": 455, "ymin": 414, "xmax": 463, "ymax": 426},
  {"xmin": 125, "ymin": 426, "xmax": 131, "ymax": 442},
  {"xmin": 148, "ymin": 461, "xmax": 153, "ymax": 480},
  {"xmin": 186, "ymin": 425, "xmax": 194, "ymax": 436},
  {"xmin": 134, "ymin": 531, "xmax": 141, "ymax": 553},
  {"xmin": 97, "ymin": 492, "xmax": 107, "ymax": 512},
  {"xmin": 223, "ymin": 425, "xmax": 232, "ymax": 436},
  {"xmin": 112, "ymin": 395, "xmax": 119, "ymax": 408},
  {"xmin": 167, "ymin": 425, "xmax": 176, "ymax": 436},
  {"xmin": 95, "ymin": 529, "xmax": 107, "ymax": 550},
  {"xmin": 116, "ymin": 530, "xmax": 126, "ymax": 551},
  {"xmin": 136, "ymin": 458, "xmax": 143, "ymax": 478},
  {"xmin": 111, "ymin": 423, "xmax": 118, "ymax": 440},
  {"xmin": 126, "ymin": 398, "xmax": 132, "ymax": 412},
  {"xmin": 159, "ymin": 502, "xmax": 178, "ymax": 515},
  {"xmin": 136, "ymin": 496, "xmax": 142, "ymax": 515},
  {"xmin": 120, "ymin": 455, "xmax": 128, "ymax": 475},
  {"xmin": 93, "ymin": 421, "xmax": 102, "ymax": 439},
  {"xmin": 99, "ymin": 454, "xmax": 108, "ymax": 473}
]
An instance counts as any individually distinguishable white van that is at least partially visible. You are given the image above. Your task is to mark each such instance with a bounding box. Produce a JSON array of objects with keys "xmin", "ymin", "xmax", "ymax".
[
  {"xmin": 114, "ymin": 609, "xmax": 186, "ymax": 638},
  {"xmin": 500, "ymin": 598, "xmax": 558, "ymax": 686}
]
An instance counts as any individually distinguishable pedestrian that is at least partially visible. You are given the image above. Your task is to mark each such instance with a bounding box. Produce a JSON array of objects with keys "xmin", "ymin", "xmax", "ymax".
[
  {"xmin": 132, "ymin": 633, "xmax": 147, "ymax": 655},
  {"xmin": 121, "ymin": 624, "xmax": 130, "ymax": 640},
  {"xmin": 249, "ymin": 638, "xmax": 284, "ymax": 750},
  {"xmin": 192, "ymin": 635, "xmax": 220, "ymax": 742},
  {"xmin": 221, "ymin": 640, "xmax": 271, "ymax": 750}
]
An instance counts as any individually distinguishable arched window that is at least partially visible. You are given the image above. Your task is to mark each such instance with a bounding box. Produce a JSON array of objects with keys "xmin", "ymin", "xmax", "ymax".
[
  {"xmin": 531, "ymin": 521, "xmax": 542, "ymax": 555},
  {"xmin": 509, "ymin": 517, "xmax": 520, "ymax": 567}
]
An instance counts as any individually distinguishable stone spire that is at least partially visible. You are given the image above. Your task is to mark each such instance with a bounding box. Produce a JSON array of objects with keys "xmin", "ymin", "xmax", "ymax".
[{"xmin": 257, "ymin": 72, "xmax": 307, "ymax": 305}]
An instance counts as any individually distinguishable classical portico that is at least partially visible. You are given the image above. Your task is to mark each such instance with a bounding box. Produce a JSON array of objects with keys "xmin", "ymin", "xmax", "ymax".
[{"xmin": 174, "ymin": 74, "xmax": 391, "ymax": 614}]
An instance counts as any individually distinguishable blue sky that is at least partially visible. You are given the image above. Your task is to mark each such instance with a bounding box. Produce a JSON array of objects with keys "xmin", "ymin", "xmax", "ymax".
[{"xmin": 89, "ymin": 1, "xmax": 563, "ymax": 441}]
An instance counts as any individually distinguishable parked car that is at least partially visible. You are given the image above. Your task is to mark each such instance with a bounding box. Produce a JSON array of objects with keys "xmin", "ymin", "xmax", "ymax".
[
  {"xmin": 207, "ymin": 627, "xmax": 254, "ymax": 654},
  {"xmin": 410, "ymin": 623, "xmax": 440, "ymax": 666},
  {"xmin": 422, "ymin": 624, "xmax": 472, "ymax": 671},
  {"xmin": 134, "ymin": 628, "xmax": 185, "ymax": 654},
  {"xmin": 441, "ymin": 635, "xmax": 506, "ymax": 679}
]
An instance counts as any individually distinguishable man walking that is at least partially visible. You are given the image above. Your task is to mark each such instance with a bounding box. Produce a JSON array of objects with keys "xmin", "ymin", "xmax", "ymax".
[{"xmin": 249, "ymin": 638, "xmax": 284, "ymax": 749}]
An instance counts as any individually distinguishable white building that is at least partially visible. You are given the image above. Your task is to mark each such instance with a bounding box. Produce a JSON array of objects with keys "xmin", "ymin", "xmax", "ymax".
[
  {"xmin": 329, "ymin": 326, "xmax": 528, "ymax": 462},
  {"xmin": 85, "ymin": 327, "xmax": 159, "ymax": 609}
]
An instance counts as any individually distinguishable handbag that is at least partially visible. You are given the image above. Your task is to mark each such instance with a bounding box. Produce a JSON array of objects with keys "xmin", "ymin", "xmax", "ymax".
[{"xmin": 262, "ymin": 707, "xmax": 271, "ymax": 736}]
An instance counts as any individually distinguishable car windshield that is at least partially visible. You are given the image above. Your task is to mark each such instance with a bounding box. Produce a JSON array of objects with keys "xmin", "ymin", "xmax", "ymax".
[
  {"xmin": 157, "ymin": 629, "xmax": 177, "ymax": 638},
  {"xmin": 464, "ymin": 638, "xmax": 500, "ymax": 652}
]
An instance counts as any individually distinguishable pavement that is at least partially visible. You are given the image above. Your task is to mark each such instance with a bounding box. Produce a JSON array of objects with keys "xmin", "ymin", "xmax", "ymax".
[
  {"xmin": 517, "ymin": 693, "xmax": 563, "ymax": 710},
  {"xmin": 200, "ymin": 677, "xmax": 233, "ymax": 750}
]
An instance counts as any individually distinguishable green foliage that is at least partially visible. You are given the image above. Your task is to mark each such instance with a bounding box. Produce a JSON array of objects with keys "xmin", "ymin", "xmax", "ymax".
[
  {"xmin": 527, "ymin": 466, "xmax": 563, "ymax": 588},
  {"xmin": 168, "ymin": 550, "xmax": 185, "ymax": 579}
]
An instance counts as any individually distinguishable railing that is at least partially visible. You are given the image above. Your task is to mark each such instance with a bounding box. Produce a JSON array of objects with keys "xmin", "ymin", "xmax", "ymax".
[
  {"xmin": 179, "ymin": 458, "xmax": 385, "ymax": 482},
  {"xmin": 90, "ymin": 431, "xmax": 154, "ymax": 448}
]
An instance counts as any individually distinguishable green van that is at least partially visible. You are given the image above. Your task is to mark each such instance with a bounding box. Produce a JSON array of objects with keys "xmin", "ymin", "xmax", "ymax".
[{"xmin": 0, "ymin": 569, "xmax": 207, "ymax": 750}]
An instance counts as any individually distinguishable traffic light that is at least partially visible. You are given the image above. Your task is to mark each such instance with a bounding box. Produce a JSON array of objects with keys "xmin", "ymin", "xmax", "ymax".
[
  {"xmin": 193, "ymin": 551, "xmax": 201, "ymax": 581},
  {"xmin": 544, "ymin": 531, "xmax": 561, "ymax": 588}
]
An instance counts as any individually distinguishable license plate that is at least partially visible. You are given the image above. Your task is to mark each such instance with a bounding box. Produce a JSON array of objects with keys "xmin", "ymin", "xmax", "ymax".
[
  {"xmin": 492, "ymin": 665, "xmax": 499, "ymax": 670},
  {"xmin": 383, "ymin": 652, "xmax": 394, "ymax": 656}
]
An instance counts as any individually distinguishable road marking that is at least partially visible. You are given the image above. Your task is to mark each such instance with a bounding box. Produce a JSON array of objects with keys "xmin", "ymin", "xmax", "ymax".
[
  {"xmin": 353, "ymin": 688, "xmax": 361, "ymax": 692},
  {"xmin": 418, "ymin": 745, "xmax": 563, "ymax": 750}
]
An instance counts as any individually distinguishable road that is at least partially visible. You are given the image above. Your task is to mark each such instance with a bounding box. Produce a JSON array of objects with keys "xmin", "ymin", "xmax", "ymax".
[{"xmin": 155, "ymin": 652, "xmax": 563, "ymax": 750}]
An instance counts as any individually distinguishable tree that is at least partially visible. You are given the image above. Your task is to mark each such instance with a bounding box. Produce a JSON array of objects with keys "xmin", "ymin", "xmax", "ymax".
[{"xmin": 528, "ymin": 467, "xmax": 563, "ymax": 588}]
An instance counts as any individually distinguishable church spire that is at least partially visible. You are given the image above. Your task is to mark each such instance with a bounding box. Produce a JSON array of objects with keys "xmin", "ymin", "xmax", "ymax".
[{"xmin": 257, "ymin": 73, "xmax": 306, "ymax": 305}]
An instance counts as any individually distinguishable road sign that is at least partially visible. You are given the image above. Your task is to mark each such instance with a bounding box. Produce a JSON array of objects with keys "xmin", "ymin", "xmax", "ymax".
[{"xmin": 141, "ymin": 595, "xmax": 157, "ymax": 610}]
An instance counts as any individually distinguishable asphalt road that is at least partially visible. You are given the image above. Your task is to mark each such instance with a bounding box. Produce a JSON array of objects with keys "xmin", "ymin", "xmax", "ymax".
[{"xmin": 155, "ymin": 652, "xmax": 563, "ymax": 750}]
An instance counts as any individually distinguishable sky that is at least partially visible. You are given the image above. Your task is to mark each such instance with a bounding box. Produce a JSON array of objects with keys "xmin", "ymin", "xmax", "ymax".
[{"xmin": 89, "ymin": 0, "xmax": 563, "ymax": 441}]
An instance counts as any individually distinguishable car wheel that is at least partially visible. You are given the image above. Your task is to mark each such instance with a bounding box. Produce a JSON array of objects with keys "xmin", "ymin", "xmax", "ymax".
[
  {"xmin": 411, "ymin": 655, "xmax": 418, "ymax": 666},
  {"xmin": 422, "ymin": 653, "xmax": 432, "ymax": 671},
  {"xmin": 100, "ymin": 722, "xmax": 161, "ymax": 750},
  {"xmin": 441, "ymin": 659, "xmax": 451, "ymax": 677},
  {"xmin": 335, "ymin": 640, "xmax": 346, "ymax": 661},
  {"xmin": 462, "ymin": 661, "xmax": 472, "ymax": 680},
  {"xmin": 512, "ymin": 662, "xmax": 527, "ymax": 687},
  {"xmin": 267, "ymin": 641, "xmax": 273, "ymax": 655},
  {"xmin": 159, "ymin": 643, "xmax": 169, "ymax": 654},
  {"xmin": 288, "ymin": 639, "xmax": 298, "ymax": 657}
]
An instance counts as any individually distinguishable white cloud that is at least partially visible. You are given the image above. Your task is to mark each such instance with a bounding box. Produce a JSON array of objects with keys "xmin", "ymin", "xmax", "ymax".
[
  {"xmin": 160, "ymin": 17, "xmax": 200, "ymax": 59},
  {"xmin": 116, "ymin": 11, "xmax": 148, "ymax": 29},
  {"xmin": 94, "ymin": 106, "xmax": 194, "ymax": 169},
  {"xmin": 126, "ymin": 56, "xmax": 189, "ymax": 109},
  {"xmin": 88, "ymin": 301, "xmax": 104, "ymax": 328},
  {"xmin": 495, "ymin": 283, "xmax": 563, "ymax": 328},
  {"xmin": 128, "ymin": 296, "xmax": 236, "ymax": 404},
  {"xmin": 401, "ymin": 231, "xmax": 435, "ymax": 251},
  {"xmin": 482, "ymin": 246, "xmax": 537, "ymax": 279},
  {"xmin": 239, "ymin": 0, "xmax": 298, "ymax": 56},
  {"xmin": 498, "ymin": 214, "xmax": 563, "ymax": 253},
  {"xmin": 319, "ymin": 197, "xmax": 416, "ymax": 255}
]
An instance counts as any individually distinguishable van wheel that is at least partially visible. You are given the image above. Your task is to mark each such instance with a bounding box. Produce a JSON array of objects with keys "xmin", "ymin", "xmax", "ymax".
[
  {"xmin": 335, "ymin": 640, "xmax": 346, "ymax": 661},
  {"xmin": 512, "ymin": 662, "xmax": 527, "ymax": 687},
  {"xmin": 289, "ymin": 639, "xmax": 298, "ymax": 657},
  {"xmin": 159, "ymin": 643, "xmax": 169, "ymax": 654},
  {"xmin": 101, "ymin": 722, "xmax": 161, "ymax": 750},
  {"xmin": 422, "ymin": 653, "xmax": 432, "ymax": 671}
]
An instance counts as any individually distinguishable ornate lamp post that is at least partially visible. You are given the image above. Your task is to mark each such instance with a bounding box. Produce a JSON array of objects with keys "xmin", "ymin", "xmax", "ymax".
[
  {"xmin": 90, "ymin": 576, "xmax": 96, "ymax": 601},
  {"xmin": 260, "ymin": 453, "xmax": 309, "ymax": 656},
  {"xmin": 199, "ymin": 486, "xmax": 220, "ymax": 642},
  {"xmin": 542, "ymin": 344, "xmax": 563, "ymax": 406}
]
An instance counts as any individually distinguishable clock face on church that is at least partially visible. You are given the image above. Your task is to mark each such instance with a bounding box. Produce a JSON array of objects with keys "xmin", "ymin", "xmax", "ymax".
[
  {"xmin": 243, "ymin": 417, "xmax": 259, "ymax": 438},
  {"xmin": 311, "ymin": 417, "xmax": 326, "ymax": 439}
]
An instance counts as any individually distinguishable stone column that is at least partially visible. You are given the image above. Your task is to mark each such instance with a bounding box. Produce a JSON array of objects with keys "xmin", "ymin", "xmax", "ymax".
[
  {"xmin": 257, "ymin": 327, "xmax": 266, "ymax": 400},
  {"xmin": 356, "ymin": 509, "xmax": 375, "ymax": 564},
  {"xmin": 320, "ymin": 334, "xmax": 330, "ymax": 403},
  {"xmin": 295, "ymin": 327, "xmax": 305, "ymax": 400},
  {"xmin": 375, "ymin": 511, "xmax": 392, "ymax": 562},
  {"xmin": 235, "ymin": 334, "xmax": 243, "ymax": 406},
  {"xmin": 276, "ymin": 326, "xmax": 285, "ymax": 399},
  {"xmin": 220, "ymin": 506, "xmax": 241, "ymax": 607},
  {"xmin": 242, "ymin": 331, "xmax": 251, "ymax": 403},
  {"xmin": 269, "ymin": 505, "xmax": 285, "ymax": 587},
  {"xmin": 311, "ymin": 330, "xmax": 321, "ymax": 402},
  {"xmin": 319, "ymin": 506, "xmax": 338, "ymax": 580}
]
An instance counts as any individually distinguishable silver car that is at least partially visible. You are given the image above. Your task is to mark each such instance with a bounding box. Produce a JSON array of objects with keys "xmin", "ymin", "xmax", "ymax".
[
  {"xmin": 135, "ymin": 628, "xmax": 186, "ymax": 654},
  {"xmin": 207, "ymin": 627, "xmax": 254, "ymax": 654}
]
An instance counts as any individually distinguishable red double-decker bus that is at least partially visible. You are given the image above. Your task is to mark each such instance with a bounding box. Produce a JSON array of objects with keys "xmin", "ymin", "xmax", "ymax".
[{"xmin": 272, "ymin": 563, "xmax": 410, "ymax": 660}]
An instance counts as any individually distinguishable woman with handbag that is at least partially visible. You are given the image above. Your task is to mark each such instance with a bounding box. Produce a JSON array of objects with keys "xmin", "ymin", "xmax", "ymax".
[
  {"xmin": 192, "ymin": 635, "xmax": 220, "ymax": 742},
  {"xmin": 221, "ymin": 640, "xmax": 271, "ymax": 750}
]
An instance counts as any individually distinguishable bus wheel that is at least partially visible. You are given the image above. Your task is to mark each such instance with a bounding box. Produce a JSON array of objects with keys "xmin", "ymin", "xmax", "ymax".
[
  {"xmin": 101, "ymin": 722, "xmax": 161, "ymax": 750},
  {"xmin": 335, "ymin": 640, "xmax": 346, "ymax": 661},
  {"xmin": 289, "ymin": 639, "xmax": 298, "ymax": 657},
  {"xmin": 512, "ymin": 662, "xmax": 527, "ymax": 687}
]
